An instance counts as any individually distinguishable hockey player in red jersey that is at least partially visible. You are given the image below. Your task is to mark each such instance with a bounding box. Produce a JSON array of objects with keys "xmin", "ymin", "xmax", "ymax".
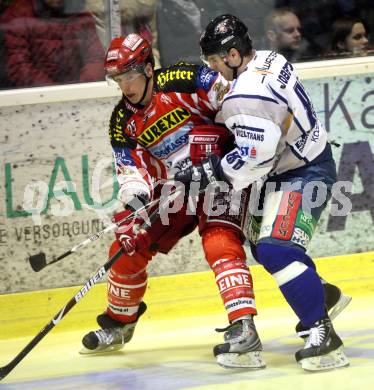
[{"xmin": 80, "ymin": 33, "xmax": 265, "ymax": 368}]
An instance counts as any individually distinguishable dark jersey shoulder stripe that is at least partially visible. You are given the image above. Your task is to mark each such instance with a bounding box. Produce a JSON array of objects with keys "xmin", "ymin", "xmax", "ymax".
[
  {"xmin": 108, "ymin": 99, "xmax": 137, "ymax": 149},
  {"xmin": 154, "ymin": 62, "xmax": 201, "ymax": 94}
]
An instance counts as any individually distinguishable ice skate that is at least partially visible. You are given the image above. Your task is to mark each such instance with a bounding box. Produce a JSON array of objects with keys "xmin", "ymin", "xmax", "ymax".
[
  {"xmin": 79, "ymin": 301, "xmax": 147, "ymax": 354},
  {"xmin": 296, "ymin": 282, "xmax": 352, "ymax": 338},
  {"xmin": 295, "ymin": 316, "xmax": 349, "ymax": 371},
  {"xmin": 213, "ymin": 316, "xmax": 266, "ymax": 369}
]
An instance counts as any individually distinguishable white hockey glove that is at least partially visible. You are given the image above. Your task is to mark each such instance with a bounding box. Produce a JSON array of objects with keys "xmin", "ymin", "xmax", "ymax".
[{"xmin": 117, "ymin": 170, "xmax": 151, "ymax": 212}]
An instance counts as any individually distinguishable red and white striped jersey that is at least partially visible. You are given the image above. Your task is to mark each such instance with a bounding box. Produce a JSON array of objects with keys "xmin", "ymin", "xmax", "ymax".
[{"xmin": 108, "ymin": 62, "xmax": 231, "ymax": 197}]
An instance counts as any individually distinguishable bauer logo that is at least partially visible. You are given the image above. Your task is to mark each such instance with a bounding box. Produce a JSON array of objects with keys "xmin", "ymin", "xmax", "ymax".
[
  {"xmin": 189, "ymin": 135, "xmax": 219, "ymax": 144},
  {"xmin": 75, "ymin": 267, "xmax": 106, "ymax": 302}
]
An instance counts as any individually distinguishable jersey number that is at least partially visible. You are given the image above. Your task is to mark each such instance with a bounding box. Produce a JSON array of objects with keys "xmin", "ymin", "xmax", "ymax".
[{"xmin": 226, "ymin": 150, "xmax": 245, "ymax": 170}]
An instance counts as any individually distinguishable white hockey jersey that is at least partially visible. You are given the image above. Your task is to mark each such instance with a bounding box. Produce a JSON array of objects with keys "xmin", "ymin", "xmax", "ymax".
[{"xmin": 220, "ymin": 50, "xmax": 328, "ymax": 190}]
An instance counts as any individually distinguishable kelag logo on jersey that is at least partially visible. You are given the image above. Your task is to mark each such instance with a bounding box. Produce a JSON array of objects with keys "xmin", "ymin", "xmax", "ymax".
[{"xmin": 137, "ymin": 108, "xmax": 191, "ymax": 147}]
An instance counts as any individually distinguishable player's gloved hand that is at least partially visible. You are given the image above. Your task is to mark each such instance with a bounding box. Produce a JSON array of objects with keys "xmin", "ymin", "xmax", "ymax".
[
  {"xmin": 118, "ymin": 182, "xmax": 151, "ymax": 212},
  {"xmin": 124, "ymin": 192, "xmax": 150, "ymax": 213},
  {"xmin": 113, "ymin": 210, "xmax": 152, "ymax": 256},
  {"xmin": 189, "ymin": 124, "xmax": 229, "ymax": 165},
  {"xmin": 174, "ymin": 154, "xmax": 230, "ymax": 191}
]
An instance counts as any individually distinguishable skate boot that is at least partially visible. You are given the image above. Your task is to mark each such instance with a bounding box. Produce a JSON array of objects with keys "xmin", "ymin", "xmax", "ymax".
[
  {"xmin": 213, "ymin": 316, "xmax": 266, "ymax": 369},
  {"xmin": 79, "ymin": 301, "xmax": 147, "ymax": 354},
  {"xmin": 296, "ymin": 282, "xmax": 352, "ymax": 339},
  {"xmin": 295, "ymin": 316, "xmax": 349, "ymax": 371}
]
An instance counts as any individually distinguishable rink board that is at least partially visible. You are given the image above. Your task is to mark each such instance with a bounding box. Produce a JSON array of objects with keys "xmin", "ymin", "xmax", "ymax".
[{"xmin": 2, "ymin": 66, "xmax": 374, "ymax": 295}]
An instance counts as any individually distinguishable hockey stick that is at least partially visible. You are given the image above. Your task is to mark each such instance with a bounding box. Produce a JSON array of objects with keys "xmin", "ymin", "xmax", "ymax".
[
  {"xmin": 0, "ymin": 246, "xmax": 123, "ymax": 381},
  {"xmin": 0, "ymin": 194, "xmax": 171, "ymax": 381},
  {"xmin": 28, "ymin": 196, "xmax": 161, "ymax": 272}
]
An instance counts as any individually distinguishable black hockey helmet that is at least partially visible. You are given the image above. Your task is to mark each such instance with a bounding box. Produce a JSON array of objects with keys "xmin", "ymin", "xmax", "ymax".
[{"xmin": 200, "ymin": 14, "xmax": 252, "ymax": 59}]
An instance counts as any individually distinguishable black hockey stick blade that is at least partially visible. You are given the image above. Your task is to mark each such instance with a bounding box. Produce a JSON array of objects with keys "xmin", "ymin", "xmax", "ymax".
[
  {"xmin": 0, "ymin": 196, "xmax": 169, "ymax": 380},
  {"xmin": 28, "ymin": 252, "xmax": 47, "ymax": 272},
  {"xmin": 0, "ymin": 247, "xmax": 124, "ymax": 381},
  {"xmin": 26, "ymin": 197, "xmax": 162, "ymax": 273},
  {"xmin": 0, "ymin": 364, "xmax": 12, "ymax": 380},
  {"xmin": 30, "ymin": 250, "xmax": 74, "ymax": 273}
]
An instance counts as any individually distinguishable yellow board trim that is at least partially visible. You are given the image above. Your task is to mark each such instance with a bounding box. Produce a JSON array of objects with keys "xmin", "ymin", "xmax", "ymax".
[{"xmin": 1, "ymin": 251, "xmax": 373, "ymax": 339}]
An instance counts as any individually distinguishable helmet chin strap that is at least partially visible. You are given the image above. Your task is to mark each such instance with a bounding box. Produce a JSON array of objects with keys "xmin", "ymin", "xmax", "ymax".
[
  {"xmin": 224, "ymin": 55, "xmax": 244, "ymax": 80},
  {"xmin": 134, "ymin": 74, "xmax": 152, "ymax": 105}
]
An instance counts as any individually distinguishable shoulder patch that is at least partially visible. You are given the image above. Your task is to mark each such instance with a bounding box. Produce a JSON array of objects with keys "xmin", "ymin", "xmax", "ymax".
[
  {"xmin": 154, "ymin": 63, "xmax": 200, "ymax": 93},
  {"xmin": 196, "ymin": 65, "xmax": 218, "ymax": 91},
  {"xmin": 109, "ymin": 101, "xmax": 137, "ymax": 149}
]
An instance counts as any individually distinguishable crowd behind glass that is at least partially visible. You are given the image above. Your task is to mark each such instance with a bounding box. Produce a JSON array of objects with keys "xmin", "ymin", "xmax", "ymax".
[{"xmin": 0, "ymin": 0, "xmax": 373, "ymax": 90}]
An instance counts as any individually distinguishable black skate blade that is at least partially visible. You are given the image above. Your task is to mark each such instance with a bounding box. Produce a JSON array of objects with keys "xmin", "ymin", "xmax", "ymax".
[{"xmin": 29, "ymin": 252, "xmax": 47, "ymax": 272}]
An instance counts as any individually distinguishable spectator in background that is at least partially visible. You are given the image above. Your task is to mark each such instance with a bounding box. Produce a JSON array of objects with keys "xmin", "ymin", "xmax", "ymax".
[
  {"xmin": 0, "ymin": 0, "xmax": 7, "ymax": 13},
  {"xmin": 263, "ymin": 8, "xmax": 307, "ymax": 62},
  {"xmin": 330, "ymin": 17, "xmax": 369, "ymax": 57},
  {"xmin": 0, "ymin": 26, "xmax": 6, "ymax": 89},
  {"xmin": 0, "ymin": 0, "xmax": 105, "ymax": 88},
  {"xmin": 0, "ymin": 0, "xmax": 11, "ymax": 13},
  {"xmin": 274, "ymin": 0, "xmax": 361, "ymax": 58},
  {"xmin": 0, "ymin": 0, "xmax": 9, "ymax": 88},
  {"xmin": 85, "ymin": 0, "xmax": 110, "ymax": 49},
  {"xmin": 0, "ymin": 0, "xmax": 11, "ymax": 89},
  {"xmin": 156, "ymin": 0, "xmax": 276, "ymax": 67},
  {"xmin": 119, "ymin": 0, "xmax": 161, "ymax": 68},
  {"xmin": 86, "ymin": 0, "xmax": 160, "ymax": 67},
  {"xmin": 156, "ymin": 0, "xmax": 203, "ymax": 65}
]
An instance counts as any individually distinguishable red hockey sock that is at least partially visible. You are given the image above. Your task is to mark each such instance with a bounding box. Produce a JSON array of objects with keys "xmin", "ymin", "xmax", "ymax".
[
  {"xmin": 106, "ymin": 241, "xmax": 151, "ymax": 323},
  {"xmin": 203, "ymin": 227, "xmax": 257, "ymax": 322}
]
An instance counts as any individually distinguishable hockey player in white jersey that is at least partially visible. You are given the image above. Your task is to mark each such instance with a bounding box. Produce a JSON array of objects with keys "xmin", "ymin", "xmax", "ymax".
[{"xmin": 176, "ymin": 14, "xmax": 351, "ymax": 371}]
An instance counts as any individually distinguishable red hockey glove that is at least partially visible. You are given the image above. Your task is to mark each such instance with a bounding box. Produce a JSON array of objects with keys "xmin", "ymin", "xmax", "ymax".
[
  {"xmin": 189, "ymin": 124, "xmax": 229, "ymax": 165},
  {"xmin": 113, "ymin": 210, "xmax": 152, "ymax": 255}
]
